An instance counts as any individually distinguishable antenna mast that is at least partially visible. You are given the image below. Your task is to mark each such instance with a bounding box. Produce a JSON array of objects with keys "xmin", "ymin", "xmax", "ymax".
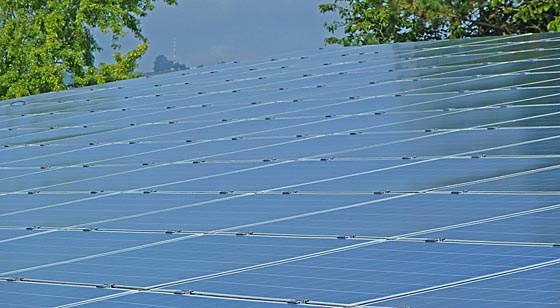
[{"xmin": 173, "ymin": 35, "xmax": 177, "ymax": 64}]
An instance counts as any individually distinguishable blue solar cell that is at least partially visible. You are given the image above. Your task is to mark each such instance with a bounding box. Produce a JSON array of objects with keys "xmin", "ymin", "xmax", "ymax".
[
  {"xmin": 16, "ymin": 236, "xmax": 354, "ymax": 287},
  {"xmin": 378, "ymin": 263, "xmax": 560, "ymax": 308},
  {"xmin": 1, "ymin": 126, "xmax": 112, "ymax": 147},
  {"xmin": 0, "ymin": 194, "xmax": 220, "ymax": 227},
  {"xmin": 0, "ymin": 168, "xmax": 42, "ymax": 180},
  {"xmin": 210, "ymin": 133, "xmax": 426, "ymax": 160},
  {"xmin": 158, "ymin": 160, "xmax": 406, "ymax": 192},
  {"xmin": 233, "ymin": 194, "xmax": 560, "ymax": 237},
  {"xmin": 0, "ymin": 145, "xmax": 85, "ymax": 164},
  {"xmin": 296, "ymin": 158, "xmax": 560, "ymax": 192},
  {"xmin": 0, "ymin": 129, "xmax": 45, "ymax": 140},
  {"xmin": 177, "ymin": 241, "xmax": 560, "ymax": 304},
  {"xmin": 0, "ymin": 282, "xmax": 121, "ymax": 307},
  {"xmin": 93, "ymin": 194, "xmax": 387, "ymax": 231},
  {"xmin": 424, "ymin": 208, "xmax": 560, "ymax": 243},
  {"xmin": 0, "ymin": 230, "xmax": 43, "ymax": 242},
  {"xmin": 0, "ymin": 231, "xmax": 173, "ymax": 275},
  {"xmin": 74, "ymin": 118, "xmax": 315, "ymax": 141},
  {"xmin": 80, "ymin": 292, "xmax": 287, "ymax": 308},
  {"xmin": 341, "ymin": 105, "xmax": 560, "ymax": 132},
  {"xmin": 459, "ymin": 168, "xmax": 560, "ymax": 192},
  {"xmin": 0, "ymin": 194, "xmax": 90, "ymax": 215},
  {"xmin": 481, "ymin": 137, "xmax": 560, "ymax": 156},
  {"xmin": 1, "ymin": 138, "xmax": 296, "ymax": 167},
  {"xmin": 324, "ymin": 128, "xmax": 560, "ymax": 158}
]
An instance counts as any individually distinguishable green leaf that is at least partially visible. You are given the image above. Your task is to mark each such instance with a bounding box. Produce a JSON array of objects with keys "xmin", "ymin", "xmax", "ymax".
[
  {"xmin": 0, "ymin": 0, "xmax": 177, "ymax": 99},
  {"xmin": 318, "ymin": 0, "xmax": 560, "ymax": 46}
]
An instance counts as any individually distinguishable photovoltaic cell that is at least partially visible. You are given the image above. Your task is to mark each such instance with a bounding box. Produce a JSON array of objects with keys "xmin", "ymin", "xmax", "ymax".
[
  {"xmin": 14, "ymin": 236, "xmax": 355, "ymax": 287},
  {"xmin": 0, "ymin": 231, "xmax": 174, "ymax": 274},
  {"xmin": 92, "ymin": 194, "xmax": 389, "ymax": 231},
  {"xmin": 233, "ymin": 194, "xmax": 560, "ymax": 237},
  {"xmin": 0, "ymin": 230, "xmax": 44, "ymax": 242},
  {"xmin": 80, "ymin": 293, "xmax": 287, "ymax": 308},
  {"xmin": 174, "ymin": 241, "xmax": 560, "ymax": 304},
  {"xmin": 423, "ymin": 208, "xmax": 560, "ymax": 243},
  {"xmin": 0, "ymin": 282, "xmax": 122, "ymax": 308},
  {"xmin": 0, "ymin": 194, "xmax": 220, "ymax": 227},
  {"xmin": 457, "ymin": 168, "xmax": 560, "ymax": 192},
  {"xmin": 378, "ymin": 263, "xmax": 560, "ymax": 308}
]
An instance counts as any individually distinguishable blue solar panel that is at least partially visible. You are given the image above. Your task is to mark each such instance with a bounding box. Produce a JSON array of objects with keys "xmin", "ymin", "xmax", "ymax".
[
  {"xmin": 92, "ymin": 194, "xmax": 388, "ymax": 231},
  {"xmin": 378, "ymin": 263, "xmax": 560, "ymax": 308},
  {"xmin": 175, "ymin": 242, "xmax": 560, "ymax": 304},
  {"xmin": 1, "ymin": 33, "xmax": 559, "ymax": 307},
  {"xmin": 82, "ymin": 293, "xmax": 289, "ymax": 308},
  {"xmin": 0, "ymin": 194, "xmax": 217, "ymax": 222},
  {"xmin": 233, "ymin": 194, "xmax": 560, "ymax": 237},
  {"xmin": 13, "ymin": 236, "xmax": 354, "ymax": 287},
  {"xmin": 458, "ymin": 168, "xmax": 560, "ymax": 192},
  {"xmin": 0, "ymin": 232, "xmax": 174, "ymax": 274},
  {"xmin": 424, "ymin": 208, "xmax": 560, "ymax": 243},
  {"xmin": 0, "ymin": 282, "xmax": 122, "ymax": 307},
  {"xmin": 0, "ymin": 230, "xmax": 44, "ymax": 242}
]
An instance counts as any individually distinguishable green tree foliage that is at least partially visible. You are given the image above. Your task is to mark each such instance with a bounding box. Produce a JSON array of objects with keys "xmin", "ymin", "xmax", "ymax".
[
  {"xmin": 319, "ymin": 0, "xmax": 560, "ymax": 46},
  {"xmin": 153, "ymin": 54, "xmax": 187, "ymax": 73},
  {"xmin": 0, "ymin": 0, "xmax": 177, "ymax": 100}
]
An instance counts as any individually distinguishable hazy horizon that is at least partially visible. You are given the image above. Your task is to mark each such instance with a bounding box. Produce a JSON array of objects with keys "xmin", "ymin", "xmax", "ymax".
[{"xmin": 95, "ymin": 0, "xmax": 334, "ymax": 72}]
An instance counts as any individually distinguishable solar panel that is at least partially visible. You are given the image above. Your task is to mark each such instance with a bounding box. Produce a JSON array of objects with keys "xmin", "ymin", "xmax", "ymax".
[
  {"xmin": 379, "ymin": 263, "xmax": 560, "ymax": 308},
  {"xmin": 0, "ymin": 282, "xmax": 122, "ymax": 307},
  {"xmin": 1, "ymin": 33, "xmax": 559, "ymax": 307},
  {"xmin": 78, "ymin": 292, "xmax": 290, "ymax": 308},
  {"xmin": 178, "ymin": 242, "xmax": 559, "ymax": 304}
]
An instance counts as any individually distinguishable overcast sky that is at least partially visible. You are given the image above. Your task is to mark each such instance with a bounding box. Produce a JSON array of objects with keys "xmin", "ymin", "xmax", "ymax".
[{"xmin": 96, "ymin": 0, "xmax": 335, "ymax": 72}]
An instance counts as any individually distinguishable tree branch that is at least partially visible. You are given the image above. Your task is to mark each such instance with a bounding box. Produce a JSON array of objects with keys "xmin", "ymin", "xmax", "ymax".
[{"xmin": 473, "ymin": 20, "xmax": 512, "ymax": 34}]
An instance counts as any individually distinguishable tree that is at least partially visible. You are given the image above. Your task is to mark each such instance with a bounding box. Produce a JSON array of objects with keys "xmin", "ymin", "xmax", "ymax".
[
  {"xmin": 153, "ymin": 55, "xmax": 187, "ymax": 73},
  {"xmin": 319, "ymin": 0, "xmax": 560, "ymax": 46},
  {"xmin": 0, "ymin": 0, "xmax": 177, "ymax": 100}
]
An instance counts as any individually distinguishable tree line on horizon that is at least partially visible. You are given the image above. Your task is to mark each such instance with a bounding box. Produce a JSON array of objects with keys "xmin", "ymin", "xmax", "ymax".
[
  {"xmin": 319, "ymin": 0, "xmax": 560, "ymax": 45},
  {"xmin": 153, "ymin": 55, "xmax": 187, "ymax": 73}
]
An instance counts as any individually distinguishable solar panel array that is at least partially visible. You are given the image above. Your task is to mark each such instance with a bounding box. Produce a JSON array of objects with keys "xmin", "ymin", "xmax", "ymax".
[{"xmin": 1, "ymin": 33, "xmax": 559, "ymax": 307}]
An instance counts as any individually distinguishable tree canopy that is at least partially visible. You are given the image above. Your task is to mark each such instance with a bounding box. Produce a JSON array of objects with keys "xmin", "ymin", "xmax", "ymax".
[
  {"xmin": 319, "ymin": 0, "xmax": 560, "ymax": 46},
  {"xmin": 153, "ymin": 55, "xmax": 187, "ymax": 73},
  {"xmin": 0, "ymin": 0, "xmax": 177, "ymax": 100}
]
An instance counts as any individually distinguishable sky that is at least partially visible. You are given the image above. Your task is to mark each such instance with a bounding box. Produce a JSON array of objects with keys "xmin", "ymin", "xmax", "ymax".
[{"xmin": 96, "ymin": 0, "xmax": 336, "ymax": 72}]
